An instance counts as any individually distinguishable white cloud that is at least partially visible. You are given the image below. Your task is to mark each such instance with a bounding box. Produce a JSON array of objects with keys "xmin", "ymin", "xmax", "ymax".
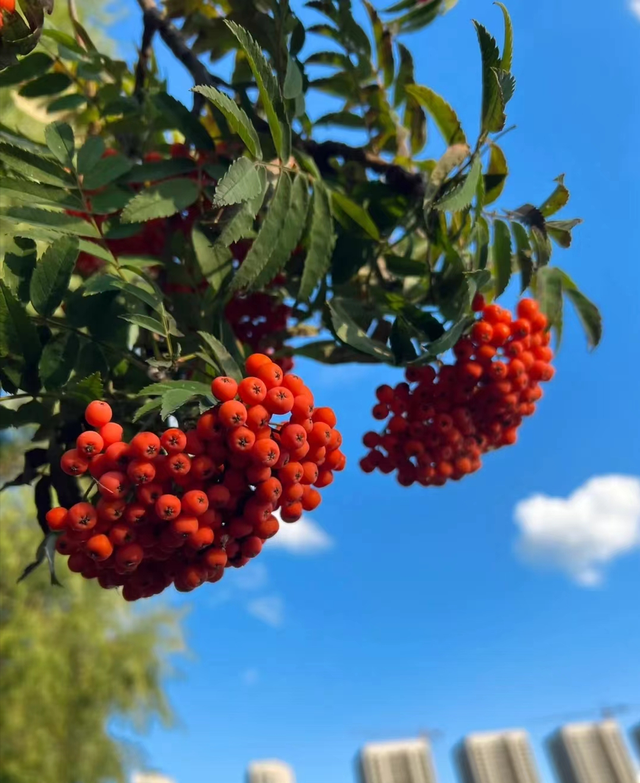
[
  {"xmin": 231, "ymin": 561, "xmax": 270, "ymax": 591},
  {"xmin": 514, "ymin": 475, "xmax": 640, "ymax": 586},
  {"xmin": 268, "ymin": 511, "xmax": 334, "ymax": 554},
  {"xmin": 247, "ymin": 595, "xmax": 285, "ymax": 627},
  {"xmin": 631, "ymin": 0, "xmax": 640, "ymax": 21},
  {"xmin": 242, "ymin": 668, "xmax": 259, "ymax": 686}
]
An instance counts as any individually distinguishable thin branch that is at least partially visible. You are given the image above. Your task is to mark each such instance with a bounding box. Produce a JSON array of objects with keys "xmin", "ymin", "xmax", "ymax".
[
  {"xmin": 134, "ymin": 18, "xmax": 158, "ymax": 102},
  {"xmin": 133, "ymin": 0, "xmax": 425, "ymax": 197}
]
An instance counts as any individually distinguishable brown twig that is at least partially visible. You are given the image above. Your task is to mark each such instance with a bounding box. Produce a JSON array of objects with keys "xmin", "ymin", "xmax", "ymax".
[
  {"xmin": 133, "ymin": 0, "xmax": 425, "ymax": 197},
  {"xmin": 134, "ymin": 17, "xmax": 158, "ymax": 102}
]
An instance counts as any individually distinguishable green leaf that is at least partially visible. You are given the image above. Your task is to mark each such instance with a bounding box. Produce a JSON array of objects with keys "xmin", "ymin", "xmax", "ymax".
[
  {"xmin": 77, "ymin": 136, "xmax": 105, "ymax": 177},
  {"xmin": 283, "ymin": 55, "xmax": 303, "ymax": 100},
  {"xmin": 304, "ymin": 50, "xmax": 352, "ymax": 69},
  {"xmin": 556, "ymin": 270, "xmax": 602, "ymax": 349},
  {"xmin": 225, "ymin": 21, "xmax": 290, "ymax": 161},
  {"xmin": 44, "ymin": 121, "xmax": 74, "ymax": 167},
  {"xmin": 364, "ymin": 1, "xmax": 394, "ymax": 88},
  {"xmin": 0, "ymin": 280, "xmax": 41, "ymax": 372},
  {"xmin": 0, "ymin": 177, "xmax": 84, "ymax": 210},
  {"xmin": 434, "ymin": 155, "xmax": 482, "ymax": 212},
  {"xmin": 212, "ymin": 157, "xmax": 262, "ymax": 207},
  {"xmin": 546, "ymin": 218, "xmax": 582, "ymax": 249},
  {"xmin": 3, "ymin": 206, "xmax": 100, "ymax": 238},
  {"xmin": 511, "ymin": 221, "xmax": 533, "ymax": 292},
  {"xmin": 19, "ymin": 73, "xmax": 72, "ymax": 97},
  {"xmin": 536, "ymin": 266, "xmax": 563, "ymax": 341},
  {"xmin": 231, "ymin": 173, "xmax": 292, "ymax": 292},
  {"xmin": 120, "ymin": 313, "xmax": 168, "ymax": 336},
  {"xmin": 160, "ymin": 389, "xmax": 201, "ymax": 420},
  {"xmin": 132, "ymin": 396, "xmax": 162, "ymax": 423},
  {"xmin": 192, "ymin": 226, "xmax": 233, "ymax": 293},
  {"xmin": 494, "ymin": 2, "xmax": 513, "ymax": 72},
  {"xmin": 46, "ymin": 94, "xmax": 87, "ymax": 113},
  {"xmin": 406, "ymin": 84, "xmax": 466, "ymax": 145},
  {"xmin": 492, "ymin": 219, "xmax": 512, "ymax": 296},
  {"xmin": 123, "ymin": 158, "xmax": 196, "ymax": 183},
  {"xmin": 39, "ymin": 332, "xmax": 79, "ymax": 390},
  {"xmin": 315, "ymin": 111, "xmax": 366, "ymax": 128},
  {"xmin": 82, "ymin": 153, "xmax": 133, "ymax": 190},
  {"xmin": 30, "ymin": 236, "xmax": 79, "ymax": 317},
  {"xmin": 405, "ymin": 96, "xmax": 427, "ymax": 155},
  {"xmin": 394, "ymin": 43, "xmax": 415, "ymax": 108},
  {"xmin": 299, "ymin": 182, "xmax": 336, "ymax": 302},
  {"xmin": 329, "ymin": 299, "xmax": 393, "ymax": 362},
  {"xmin": 82, "ymin": 274, "xmax": 162, "ymax": 311},
  {"xmin": 0, "ymin": 52, "xmax": 53, "ymax": 87},
  {"xmin": 193, "ymin": 86, "xmax": 262, "ymax": 159},
  {"xmin": 17, "ymin": 531, "xmax": 62, "ymax": 587},
  {"xmin": 197, "ymin": 331, "xmax": 242, "ymax": 381},
  {"xmin": 138, "ymin": 379, "xmax": 212, "ymax": 397},
  {"xmin": 474, "ymin": 21, "xmax": 506, "ymax": 133},
  {"xmin": 540, "ymin": 174, "xmax": 570, "ymax": 217},
  {"xmin": 530, "ymin": 225, "xmax": 552, "ymax": 267},
  {"xmin": 390, "ymin": 317, "xmax": 418, "ymax": 363},
  {"xmin": 331, "ymin": 191, "xmax": 380, "ymax": 240},
  {"xmin": 120, "ymin": 178, "xmax": 199, "ymax": 223},
  {"xmin": 89, "ymin": 186, "xmax": 136, "ymax": 215},
  {"xmin": 250, "ymin": 173, "xmax": 310, "ymax": 291},
  {"xmin": 2, "ymin": 237, "xmax": 37, "ymax": 302},
  {"xmin": 424, "ymin": 143, "xmax": 469, "ymax": 206},
  {"xmin": 151, "ymin": 92, "xmax": 215, "ymax": 151},
  {"xmin": 483, "ymin": 144, "xmax": 508, "ymax": 205},
  {"xmin": 412, "ymin": 315, "xmax": 475, "ymax": 363},
  {"xmin": 0, "ymin": 143, "xmax": 74, "ymax": 187},
  {"xmin": 66, "ymin": 371, "xmax": 103, "ymax": 404}
]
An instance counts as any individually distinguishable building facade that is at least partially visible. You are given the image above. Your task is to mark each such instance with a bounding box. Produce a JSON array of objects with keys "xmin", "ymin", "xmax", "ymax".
[
  {"xmin": 455, "ymin": 730, "xmax": 542, "ymax": 783},
  {"xmin": 247, "ymin": 759, "xmax": 296, "ymax": 783},
  {"xmin": 358, "ymin": 738, "xmax": 438, "ymax": 783},
  {"xmin": 547, "ymin": 720, "xmax": 637, "ymax": 783}
]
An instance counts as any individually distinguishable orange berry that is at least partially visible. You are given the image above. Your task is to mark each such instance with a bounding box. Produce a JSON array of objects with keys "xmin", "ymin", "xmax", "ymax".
[
  {"xmin": 167, "ymin": 452, "xmax": 192, "ymax": 476},
  {"xmin": 471, "ymin": 321, "xmax": 493, "ymax": 344},
  {"xmin": 254, "ymin": 514, "xmax": 279, "ymax": 539},
  {"xmin": 238, "ymin": 376, "xmax": 268, "ymax": 405},
  {"xmin": 227, "ymin": 426, "xmax": 256, "ymax": 453},
  {"xmin": 313, "ymin": 469, "xmax": 333, "ymax": 488},
  {"xmin": 161, "ymin": 428, "xmax": 187, "ymax": 454},
  {"xmin": 186, "ymin": 527, "xmax": 214, "ymax": 550},
  {"xmin": 254, "ymin": 362, "xmax": 283, "ymax": 389},
  {"xmin": 241, "ymin": 536, "xmax": 263, "ymax": 558},
  {"xmin": 206, "ymin": 484, "xmax": 230, "ymax": 508},
  {"xmin": 109, "ymin": 523, "xmax": 136, "ymax": 547},
  {"xmin": 98, "ymin": 471, "xmax": 129, "ymax": 500},
  {"xmin": 490, "ymin": 322, "xmax": 511, "ymax": 347},
  {"xmin": 312, "ymin": 407, "xmax": 337, "ymax": 428},
  {"xmin": 245, "ymin": 353, "xmax": 272, "ymax": 375},
  {"xmin": 219, "ymin": 400, "xmax": 248, "ymax": 429},
  {"xmin": 61, "ymin": 449, "xmax": 90, "ymax": 476},
  {"xmin": 517, "ymin": 298, "xmax": 538, "ymax": 320},
  {"xmin": 252, "ymin": 438, "xmax": 280, "ymax": 467},
  {"xmin": 127, "ymin": 459, "xmax": 156, "ymax": 485},
  {"xmin": 115, "ymin": 543, "xmax": 144, "ymax": 569},
  {"xmin": 96, "ymin": 498, "xmax": 126, "ymax": 523},
  {"xmin": 282, "ymin": 373, "xmax": 306, "ymax": 396},
  {"xmin": 99, "ymin": 422, "xmax": 123, "ymax": 447},
  {"xmin": 511, "ymin": 319, "xmax": 531, "ymax": 340},
  {"xmin": 85, "ymin": 400, "xmax": 112, "ymax": 428},
  {"xmin": 155, "ymin": 494, "xmax": 181, "ymax": 520},
  {"xmin": 181, "ymin": 489, "xmax": 209, "ymax": 516},
  {"xmin": 130, "ymin": 432, "xmax": 161, "ymax": 460},
  {"xmin": 76, "ymin": 430, "xmax": 104, "ymax": 457},
  {"xmin": 211, "ymin": 375, "xmax": 239, "ymax": 402},
  {"xmin": 136, "ymin": 482, "xmax": 163, "ymax": 506},
  {"xmin": 264, "ymin": 386, "xmax": 294, "ymax": 415},
  {"xmin": 46, "ymin": 507, "xmax": 68, "ymax": 531},
  {"xmin": 86, "ymin": 534, "xmax": 113, "ymax": 561}
]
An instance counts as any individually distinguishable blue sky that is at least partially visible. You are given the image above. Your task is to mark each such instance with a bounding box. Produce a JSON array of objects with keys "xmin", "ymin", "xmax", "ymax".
[{"xmin": 105, "ymin": 0, "xmax": 640, "ymax": 781}]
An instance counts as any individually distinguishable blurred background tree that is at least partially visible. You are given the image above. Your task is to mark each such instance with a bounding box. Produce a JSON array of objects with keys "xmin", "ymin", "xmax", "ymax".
[{"xmin": 0, "ymin": 476, "xmax": 185, "ymax": 783}]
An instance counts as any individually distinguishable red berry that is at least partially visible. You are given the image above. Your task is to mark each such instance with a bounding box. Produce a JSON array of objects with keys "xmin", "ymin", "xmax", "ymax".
[
  {"xmin": 85, "ymin": 400, "xmax": 112, "ymax": 428},
  {"xmin": 211, "ymin": 375, "xmax": 239, "ymax": 402}
]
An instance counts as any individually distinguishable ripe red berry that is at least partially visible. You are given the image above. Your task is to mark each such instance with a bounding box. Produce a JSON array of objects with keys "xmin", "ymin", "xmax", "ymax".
[
  {"xmin": 218, "ymin": 400, "xmax": 248, "ymax": 429},
  {"xmin": 130, "ymin": 432, "xmax": 161, "ymax": 460},
  {"xmin": 255, "ymin": 362, "xmax": 283, "ymax": 389},
  {"xmin": 61, "ymin": 449, "xmax": 90, "ymax": 476},
  {"xmin": 127, "ymin": 459, "xmax": 156, "ymax": 485},
  {"xmin": 76, "ymin": 430, "xmax": 104, "ymax": 457},
  {"xmin": 98, "ymin": 471, "xmax": 129, "ymax": 500},
  {"xmin": 46, "ymin": 507, "xmax": 68, "ymax": 531},
  {"xmin": 86, "ymin": 534, "xmax": 113, "ymax": 561},
  {"xmin": 161, "ymin": 428, "xmax": 187, "ymax": 454},
  {"xmin": 100, "ymin": 422, "xmax": 123, "ymax": 448},
  {"xmin": 155, "ymin": 494, "xmax": 181, "ymax": 520},
  {"xmin": 211, "ymin": 376, "xmax": 239, "ymax": 402},
  {"xmin": 85, "ymin": 400, "xmax": 112, "ymax": 428},
  {"xmin": 238, "ymin": 376, "xmax": 268, "ymax": 405},
  {"xmin": 264, "ymin": 386, "xmax": 294, "ymax": 415},
  {"xmin": 245, "ymin": 353, "xmax": 272, "ymax": 375}
]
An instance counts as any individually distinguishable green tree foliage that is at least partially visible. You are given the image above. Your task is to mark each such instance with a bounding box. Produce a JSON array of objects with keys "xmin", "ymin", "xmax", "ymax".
[
  {"xmin": 0, "ymin": 0, "xmax": 601, "ymax": 574},
  {"xmin": 0, "ymin": 485, "xmax": 184, "ymax": 783}
]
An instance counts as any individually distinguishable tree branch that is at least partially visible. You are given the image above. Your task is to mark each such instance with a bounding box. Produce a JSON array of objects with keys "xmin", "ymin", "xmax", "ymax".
[
  {"xmin": 134, "ymin": 0, "xmax": 424, "ymax": 197},
  {"xmin": 134, "ymin": 17, "xmax": 158, "ymax": 102}
]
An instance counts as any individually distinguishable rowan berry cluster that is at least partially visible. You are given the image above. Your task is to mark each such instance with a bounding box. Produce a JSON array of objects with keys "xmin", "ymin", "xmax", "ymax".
[
  {"xmin": 360, "ymin": 297, "xmax": 555, "ymax": 486},
  {"xmin": 51, "ymin": 354, "xmax": 345, "ymax": 600},
  {"xmin": 0, "ymin": 0, "xmax": 15, "ymax": 29}
]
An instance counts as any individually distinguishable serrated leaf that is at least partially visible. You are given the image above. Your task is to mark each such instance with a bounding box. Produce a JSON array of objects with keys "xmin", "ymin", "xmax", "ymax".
[
  {"xmin": 39, "ymin": 331, "xmax": 79, "ymax": 389},
  {"xmin": 82, "ymin": 274, "xmax": 161, "ymax": 311},
  {"xmin": 474, "ymin": 21, "xmax": 506, "ymax": 133},
  {"xmin": 250, "ymin": 174, "xmax": 310, "ymax": 291},
  {"xmin": 0, "ymin": 280, "xmax": 41, "ymax": 371},
  {"xmin": 294, "ymin": 339, "xmax": 379, "ymax": 365},
  {"xmin": 434, "ymin": 155, "xmax": 482, "ymax": 212},
  {"xmin": 557, "ymin": 271, "xmax": 602, "ymax": 349},
  {"xmin": 424, "ymin": 143, "xmax": 469, "ymax": 206},
  {"xmin": 225, "ymin": 21, "xmax": 290, "ymax": 161},
  {"xmin": 0, "ymin": 143, "xmax": 74, "ymax": 187},
  {"xmin": 406, "ymin": 84, "xmax": 466, "ymax": 145},
  {"xmin": 123, "ymin": 158, "xmax": 196, "ymax": 183},
  {"xmin": 495, "ymin": 67, "xmax": 516, "ymax": 104},
  {"xmin": 77, "ymin": 136, "xmax": 105, "ymax": 177},
  {"xmin": 315, "ymin": 111, "xmax": 366, "ymax": 128},
  {"xmin": 304, "ymin": 50, "xmax": 352, "ymax": 69},
  {"xmin": 120, "ymin": 313, "xmax": 183, "ymax": 337},
  {"xmin": 160, "ymin": 389, "xmax": 200, "ymax": 420},
  {"xmin": 536, "ymin": 266, "xmax": 563, "ymax": 341},
  {"xmin": 394, "ymin": 43, "xmax": 414, "ymax": 108},
  {"xmin": 530, "ymin": 225, "xmax": 552, "ymax": 267},
  {"xmin": 66, "ymin": 371, "xmax": 103, "ymax": 403},
  {"xmin": 332, "ymin": 191, "xmax": 380, "ymax": 240},
  {"xmin": 540, "ymin": 174, "xmax": 570, "ymax": 217},
  {"xmin": 484, "ymin": 144, "xmax": 508, "ymax": 205},
  {"xmin": 283, "ymin": 55, "xmax": 303, "ymax": 99},
  {"xmin": 132, "ymin": 396, "xmax": 163, "ymax": 423},
  {"xmin": 44, "ymin": 121, "xmax": 74, "ymax": 167},
  {"xmin": 494, "ymin": 2, "xmax": 513, "ymax": 72},
  {"xmin": 299, "ymin": 182, "xmax": 336, "ymax": 302},
  {"xmin": 82, "ymin": 153, "xmax": 133, "ymax": 190},
  {"xmin": 405, "ymin": 97, "xmax": 427, "ymax": 155},
  {"xmin": 151, "ymin": 92, "xmax": 215, "ymax": 151},
  {"xmin": 511, "ymin": 221, "xmax": 533, "ymax": 292},
  {"xmin": 412, "ymin": 315, "xmax": 475, "ymax": 363},
  {"xmin": 329, "ymin": 299, "xmax": 393, "ymax": 362},
  {"xmin": 390, "ymin": 316, "xmax": 418, "ymax": 363},
  {"xmin": 19, "ymin": 73, "xmax": 72, "ymax": 97},
  {"xmin": 193, "ymin": 86, "xmax": 262, "ymax": 159},
  {"xmin": 492, "ymin": 219, "xmax": 512, "ymax": 296},
  {"xmin": 3, "ymin": 206, "xmax": 100, "ymax": 238},
  {"xmin": 2, "ymin": 237, "xmax": 37, "ymax": 302},
  {"xmin": 192, "ymin": 226, "xmax": 233, "ymax": 293},
  {"xmin": 212, "ymin": 157, "xmax": 262, "ymax": 207},
  {"xmin": 197, "ymin": 331, "xmax": 242, "ymax": 382},
  {"xmin": 0, "ymin": 177, "xmax": 84, "ymax": 210},
  {"xmin": 365, "ymin": 0, "xmax": 394, "ymax": 88},
  {"xmin": 30, "ymin": 235, "xmax": 79, "ymax": 317},
  {"xmin": 138, "ymin": 380, "xmax": 212, "ymax": 397},
  {"xmin": 546, "ymin": 219, "xmax": 582, "ymax": 248},
  {"xmin": 231, "ymin": 173, "xmax": 292, "ymax": 292},
  {"xmin": 120, "ymin": 178, "xmax": 199, "ymax": 223},
  {"xmin": 0, "ymin": 52, "xmax": 52, "ymax": 87}
]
